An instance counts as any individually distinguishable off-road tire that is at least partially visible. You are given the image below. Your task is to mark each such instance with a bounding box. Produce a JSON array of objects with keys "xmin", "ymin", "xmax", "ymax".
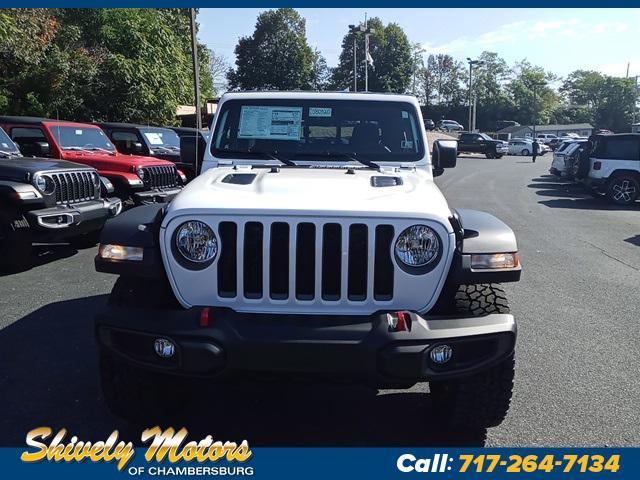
[
  {"xmin": 453, "ymin": 283, "xmax": 510, "ymax": 315},
  {"xmin": 485, "ymin": 152, "xmax": 495, "ymax": 159},
  {"xmin": 430, "ymin": 354, "xmax": 515, "ymax": 429},
  {"xmin": 606, "ymin": 174, "xmax": 639, "ymax": 206},
  {"xmin": 100, "ymin": 276, "xmax": 187, "ymax": 423},
  {"xmin": 0, "ymin": 215, "xmax": 32, "ymax": 272},
  {"xmin": 429, "ymin": 283, "xmax": 514, "ymax": 429}
]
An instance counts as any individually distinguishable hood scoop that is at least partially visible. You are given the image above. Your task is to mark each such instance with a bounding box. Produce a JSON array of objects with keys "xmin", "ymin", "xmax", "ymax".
[
  {"xmin": 370, "ymin": 176, "xmax": 403, "ymax": 187},
  {"xmin": 221, "ymin": 173, "xmax": 257, "ymax": 185}
]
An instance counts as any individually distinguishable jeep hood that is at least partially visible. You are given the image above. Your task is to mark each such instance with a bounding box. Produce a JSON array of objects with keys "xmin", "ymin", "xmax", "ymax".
[
  {"xmin": 167, "ymin": 166, "xmax": 452, "ymax": 224},
  {"xmin": 0, "ymin": 157, "xmax": 92, "ymax": 182}
]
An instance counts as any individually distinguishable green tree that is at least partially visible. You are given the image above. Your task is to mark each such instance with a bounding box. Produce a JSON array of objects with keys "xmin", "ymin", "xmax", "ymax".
[
  {"xmin": 330, "ymin": 18, "xmax": 413, "ymax": 93},
  {"xmin": 0, "ymin": 8, "xmax": 214, "ymax": 124},
  {"xmin": 506, "ymin": 60, "xmax": 559, "ymax": 126},
  {"xmin": 227, "ymin": 8, "xmax": 319, "ymax": 90}
]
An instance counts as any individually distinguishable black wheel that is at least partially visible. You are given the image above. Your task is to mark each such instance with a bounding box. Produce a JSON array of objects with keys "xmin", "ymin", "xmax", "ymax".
[
  {"xmin": 606, "ymin": 175, "xmax": 639, "ymax": 205},
  {"xmin": 495, "ymin": 154, "xmax": 503, "ymax": 159},
  {"xmin": 100, "ymin": 276, "xmax": 187, "ymax": 423},
  {"xmin": 429, "ymin": 284, "xmax": 514, "ymax": 429},
  {"xmin": 68, "ymin": 230, "xmax": 101, "ymax": 249},
  {"xmin": 485, "ymin": 152, "xmax": 495, "ymax": 159},
  {"xmin": 520, "ymin": 149, "xmax": 530, "ymax": 156},
  {"xmin": 0, "ymin": 215, "xmax": 32, "ymax": 272}
]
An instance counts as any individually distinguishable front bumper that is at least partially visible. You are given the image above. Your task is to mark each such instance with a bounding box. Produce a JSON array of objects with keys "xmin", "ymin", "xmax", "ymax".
[
  {"xmin": 96, "ymin": 307, "xmax": 516, "ymax": 387},
  {"xmin": 495, "ymin": 145, "xmax": 508, "ymax": 154},
  {"xmin": 132, "ymin": 186, "xmax": 182, "ymax": 204},
  {"xmin": 26, "ymin": 197, "xmax": 122, "ymax": 239}
]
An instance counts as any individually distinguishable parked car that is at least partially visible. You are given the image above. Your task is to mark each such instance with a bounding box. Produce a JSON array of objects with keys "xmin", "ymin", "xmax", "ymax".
[
  {"xmin": 0, "ymin": 117, "xmax": 185, "ymax": 205},
  {"xmin": 96, "ymin": 122, "xmax": 198, "ymax": 181},
  {"xmin": 536, "ymin": 133, "xmax": 557, "ymax": 144},
  {"xmin": 0, "ymin": 126, "xmax": 121, "ymax": 271},
  {"xmin": 437, "ymin": 119, "xmax": 464, "ymax": 132},
  {"xmin": 547, "ymin": 137, "xmax": 566, "ymax": 151},
  {"xmin": 579, "ymin": 133, "xmax": 640, "ymax": 205},
  {"xmin": 550, "ymin": 140, "xmax": 587, "ymax": 177},
  {"xmin": 507, "ymin": 138, "xmax": 534, "ymax": 156},
  {"xmin": 423, "ymin": 118, "xmax": 435, "ymax": 131},
  {"xmin": 457, "ymin": 132, "xmax": 508, "ymax": 158},
  {"xmin": 95, "ymin": 91, "xmax": 521, "ymax": 428},
  {"xmin": 168, "ymin": 126, "xmax": 211, "ymax": 180}
]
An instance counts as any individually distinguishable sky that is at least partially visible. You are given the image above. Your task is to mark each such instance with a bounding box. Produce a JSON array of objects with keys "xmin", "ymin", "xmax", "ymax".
[{"xmin": 199, "ymin": 8, "xmax": 640, "ymax": 83}]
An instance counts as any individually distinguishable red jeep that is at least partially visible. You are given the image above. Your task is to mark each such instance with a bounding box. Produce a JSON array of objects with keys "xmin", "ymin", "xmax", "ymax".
[{"xmin": 0, "ymin": 117, "xmax": 185, "ymax": 205}]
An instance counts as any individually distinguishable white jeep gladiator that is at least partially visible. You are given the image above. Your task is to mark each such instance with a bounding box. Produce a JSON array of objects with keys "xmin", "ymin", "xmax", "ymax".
[{"xmin": 95, "ymin": 92, "xmax": 521, "ymax": 429}]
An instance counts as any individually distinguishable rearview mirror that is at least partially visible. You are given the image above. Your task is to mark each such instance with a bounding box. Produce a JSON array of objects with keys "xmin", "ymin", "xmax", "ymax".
[{"xmin": 432, "ymin": 139, "xmax": 457, "ymax": 175}]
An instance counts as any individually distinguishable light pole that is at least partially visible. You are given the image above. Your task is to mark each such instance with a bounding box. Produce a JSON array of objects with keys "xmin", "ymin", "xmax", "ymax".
[
  {"xmin": 466, "ymin": 58, "xmax": 484, "ymax": 132},
  {"xmin": 189, "ymin": 9, "xmax": 202, "ymax": 173},
  {"xmin": 363, "ymin": 23, "xmax": 375, "ymax": 92},
  {"xmin": 530, "ymin": 82, "xmax": 546, "ymax": 139},
  {"xmin": 413, "ymin": 47, "xmax": 425, "ymax": 96},
  {"xmin": 348, "ymin": 25, "xmax": 358, "ymax": 92}
]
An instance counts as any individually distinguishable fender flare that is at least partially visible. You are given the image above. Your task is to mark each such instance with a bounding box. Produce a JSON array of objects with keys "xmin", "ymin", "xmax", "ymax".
[{"xmin": 95, "ymin": 204, "xmax": 167, "ymax": 278}]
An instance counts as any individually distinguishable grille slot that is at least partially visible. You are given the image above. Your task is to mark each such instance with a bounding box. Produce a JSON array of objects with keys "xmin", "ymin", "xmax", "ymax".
[
  {"xmin": 295, "ymin": 223, "xmax": 316, "ymax": 300},
  {"xmin": 243, "ymin": 222, "xmax": 263, "ymax": 299},
  {"xmin": 217, "ymin": 222, "xmax": 237, "ymax": 298},
  {"xmin": 215, "ymin": 220, "xmax": 394, "ymax": 303},
  {"xmin": 50, "ymin": 171, "xmax": 97, "ymax": 204},
  {"xmin": 141, "ymin": 165, "xmax": 178, "ymax": 189},
  {"xmin": 269, "ymin": 223, "xmax": 289, "ymax": 299},
  {"xmin": 374, "ymin": 225, "xmax": 395, "ymax": 300},
  {"xmin": 321, "ymin": 224, "xmax": 342, "ymax": 300},
  {"xmin": 347, "ymin": 224, "xmax": 368, "ymax": 301}
]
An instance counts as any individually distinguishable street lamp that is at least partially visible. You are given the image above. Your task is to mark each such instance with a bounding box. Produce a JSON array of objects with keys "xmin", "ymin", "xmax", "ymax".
[
  {"xmin": 413, "ymin": 47, "xmax": 426, "ymax": 96},
  {"xmin": 467, "ymin": 58, "xmax": 484, "ymax": 132}
]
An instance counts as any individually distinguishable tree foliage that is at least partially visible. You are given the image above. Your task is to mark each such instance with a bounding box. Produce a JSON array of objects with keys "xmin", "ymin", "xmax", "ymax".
[
  {"xmin": 227, "ymin": 8, "xmax": 322, "ymax": 91},
  {"xmin": 0, "ymin": 8, "xmax": 215, "ymax": 124},
  {"xmin": 330, "ymin": 18, "xmax": 413, "ymax": 93}
]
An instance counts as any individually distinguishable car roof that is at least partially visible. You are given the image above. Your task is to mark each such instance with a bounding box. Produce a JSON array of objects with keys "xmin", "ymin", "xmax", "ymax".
[
  {"xmin": 219, "ymin": 91, "xmax": 418, "ymax": 104},
  {"xmin": 0, "ymin": 116, "xmax": 100, "ymax": 129},
  {"xmin": 95, "ymin": 122, "xmax": 174, "ymax": 131},
  {"xmin": 596, "ymin": 133, "xmax": 640, "ymax": 140}
]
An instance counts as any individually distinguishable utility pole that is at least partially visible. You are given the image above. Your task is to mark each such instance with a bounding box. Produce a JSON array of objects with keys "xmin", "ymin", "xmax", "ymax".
[
  {"xmin": 466, "ymin": 58, "xmax": 484, "ymax": 132},
  {"xmin": 348, "ymin": 24, "xmax": 358, "ymax": 92},
  {"xmin": 362, "ymin": 15, "xmax": 375, "ymax": 93},
  {"xmin": 530, "ymin": 82, "xmax": 546, "ymax": 139},
  {"xmin": 189, "ymin": 8, "xmax": 202, "ymax": 172},
  {"xmin": 413, "ymin": 47, "xmax": 425, "ymax": 96}
]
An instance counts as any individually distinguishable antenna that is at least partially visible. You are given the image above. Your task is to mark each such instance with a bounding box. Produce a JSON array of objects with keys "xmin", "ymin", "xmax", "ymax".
[{"xmin": 56, "ymin": 108, "xmax": 61, "ymax": 159}]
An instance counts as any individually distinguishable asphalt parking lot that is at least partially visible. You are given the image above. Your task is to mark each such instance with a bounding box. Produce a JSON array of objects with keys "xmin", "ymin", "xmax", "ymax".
[{"xmin": 1, "ymin": 153, "xmax": 639, "ymax": 447}]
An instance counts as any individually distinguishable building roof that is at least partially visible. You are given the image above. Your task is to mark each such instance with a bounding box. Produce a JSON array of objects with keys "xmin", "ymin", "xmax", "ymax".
[
  {"xmin": 533, "ymin": 123, "xmax": 593, "ymax": 132},
  {"xmin": 496, "ymin": 125, "xmax": 531, "ymax": 134}
]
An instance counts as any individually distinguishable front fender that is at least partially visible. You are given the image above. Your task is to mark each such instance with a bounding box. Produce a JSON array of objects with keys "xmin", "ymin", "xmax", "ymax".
[
  {"xmin": 447, "ymin": 209, "xmax": 521, "ymax": 284},
  {"xmin": 95, "ymin": 204, "xmax": 167, "ymax": 278}
]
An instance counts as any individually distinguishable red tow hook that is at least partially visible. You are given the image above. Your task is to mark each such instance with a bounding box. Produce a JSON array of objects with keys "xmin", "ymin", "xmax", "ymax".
[{"xmin": 199, "ymin": 307, "xmax": 211, "ymax": 327}]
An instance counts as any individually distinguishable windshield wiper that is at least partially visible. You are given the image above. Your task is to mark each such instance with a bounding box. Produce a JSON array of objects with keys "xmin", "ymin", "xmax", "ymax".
[
  {"xmin": 306, "ymin": 151, "xmax": 380, "ymax": 170},
  {"xmin": 218, "ymin": 149, "xmax": 297, "ymax": 167}
]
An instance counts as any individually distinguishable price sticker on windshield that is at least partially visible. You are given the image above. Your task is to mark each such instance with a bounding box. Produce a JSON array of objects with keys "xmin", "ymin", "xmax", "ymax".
[{"xmin": 309, "ymin": 107, "xmax": 332, "ymax": 118}]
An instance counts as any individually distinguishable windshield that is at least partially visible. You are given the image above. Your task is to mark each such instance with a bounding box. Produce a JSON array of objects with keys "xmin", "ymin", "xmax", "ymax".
[
  {"xmin": 50, "ymin": 125, "xmax": 116, "ymax": 151},
  {"xmin": 0, "ymin": 128, "xmax": 20, "ymax": 154},
  {"xmin": 211, "ymin": 99, "xmax": 424, "ymax": 164},
  {"xmin": 140, "ymin": 128, "xmax": 181, "ymax": 149}
]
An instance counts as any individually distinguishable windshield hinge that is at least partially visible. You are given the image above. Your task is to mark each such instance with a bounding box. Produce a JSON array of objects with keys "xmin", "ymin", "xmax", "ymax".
[{"xmin": 233, "ymin": 164, "xmax": 253, "ymax": 171}]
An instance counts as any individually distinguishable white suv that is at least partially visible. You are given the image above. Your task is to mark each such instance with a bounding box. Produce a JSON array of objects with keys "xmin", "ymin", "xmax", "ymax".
[
  {"xmin": 581, "ymin": 134, "xmax": 640, "ymax": 205},
  {"xmin": 94, "ymin": 92, "xmax": 521, "ymax": 428}
]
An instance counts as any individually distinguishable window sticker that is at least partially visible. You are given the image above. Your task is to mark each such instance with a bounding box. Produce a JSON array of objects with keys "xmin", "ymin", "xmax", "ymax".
[
  {"xmin": 144, "ymin": 132, "xmax": 164, "ymax": 145},
  {"xmin": 401, "ymin": 111, "xmax": 409, "ymax": 119},
  {"xmin": 401, "ymin": 140, "xmax": 414, "ymax": 149},
  {"xmin": 309, "ymin": 107, "xmax": 332, "ymax": 118},
  {"xmin": 1, "ymin": 143, "xmax": 9, "ymax": 148},
  {"xmin": 238, "ymin": 106, "xmax": 303, "ymax": 140},
  {"xmin": 75, "ymin": 129, "xmax": 83, "ymax": 135}
]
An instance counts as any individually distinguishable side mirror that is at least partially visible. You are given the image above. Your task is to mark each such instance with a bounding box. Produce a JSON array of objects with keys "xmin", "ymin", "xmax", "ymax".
[
  {"xmin": 35, "ymin": 142, "xmax": 50, "ymax": 157},
  {"xmin": 132, "ymin": 142, "xmax": 145, "ymax": 155},
  {"xmin": 432, "ymin": 139, "xmax": 457, "ymax": 175},
  {"xmin": 180, "ymin": 135, "xmax": 207, "ymax": 174}
]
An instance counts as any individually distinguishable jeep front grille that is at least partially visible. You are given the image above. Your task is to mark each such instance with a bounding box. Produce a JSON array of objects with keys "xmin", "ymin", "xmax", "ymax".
[
  {"xmin": 50, "ymin": 171, "xmax": 98, "ymax": 204},
  {"xmin": 216, "ymin": 220, "xmax": 395, "ymax": 302},
  {"xmin": 141, "ymin": 165, "xmax": 178, "ymax": 188}
]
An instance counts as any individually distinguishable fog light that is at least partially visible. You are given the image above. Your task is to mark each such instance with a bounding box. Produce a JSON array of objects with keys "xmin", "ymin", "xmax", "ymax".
[
  {"xmin": 430, "ymin": 345, "xmax": 453, "ymax": 364},
  {"xmin": 154, "ymin": 338, "xmax": 175, "ymax": 358}
]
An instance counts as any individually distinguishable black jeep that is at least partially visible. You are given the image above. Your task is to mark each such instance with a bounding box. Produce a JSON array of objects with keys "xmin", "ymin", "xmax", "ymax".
[
  {"xmin": 457, "ymin": 132, "xmax": 508, "ymax": 159},
  {"xmin": 0, "ymin": 127, "xmax": 122, "ymax": 271}
]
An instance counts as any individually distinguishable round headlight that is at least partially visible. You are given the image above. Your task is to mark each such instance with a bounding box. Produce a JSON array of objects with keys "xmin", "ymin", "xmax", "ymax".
[
  {"xmin": 395, "ymin": 225, "xmax": 441, "ymax": 267},
  {"xmin": 136, "ymin": 168, "xmax": 145, "ymax": 180},
  {"xmin": 35, "ymin": 175, "xmax": 54, "ymax": 194},
  {"xmin": 35, "ymin": 175, "xmax": 47, "ymax": 192},
  {"xmin": 175, "ymin": 221, "xmax": 218, "ymax": 263}
]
